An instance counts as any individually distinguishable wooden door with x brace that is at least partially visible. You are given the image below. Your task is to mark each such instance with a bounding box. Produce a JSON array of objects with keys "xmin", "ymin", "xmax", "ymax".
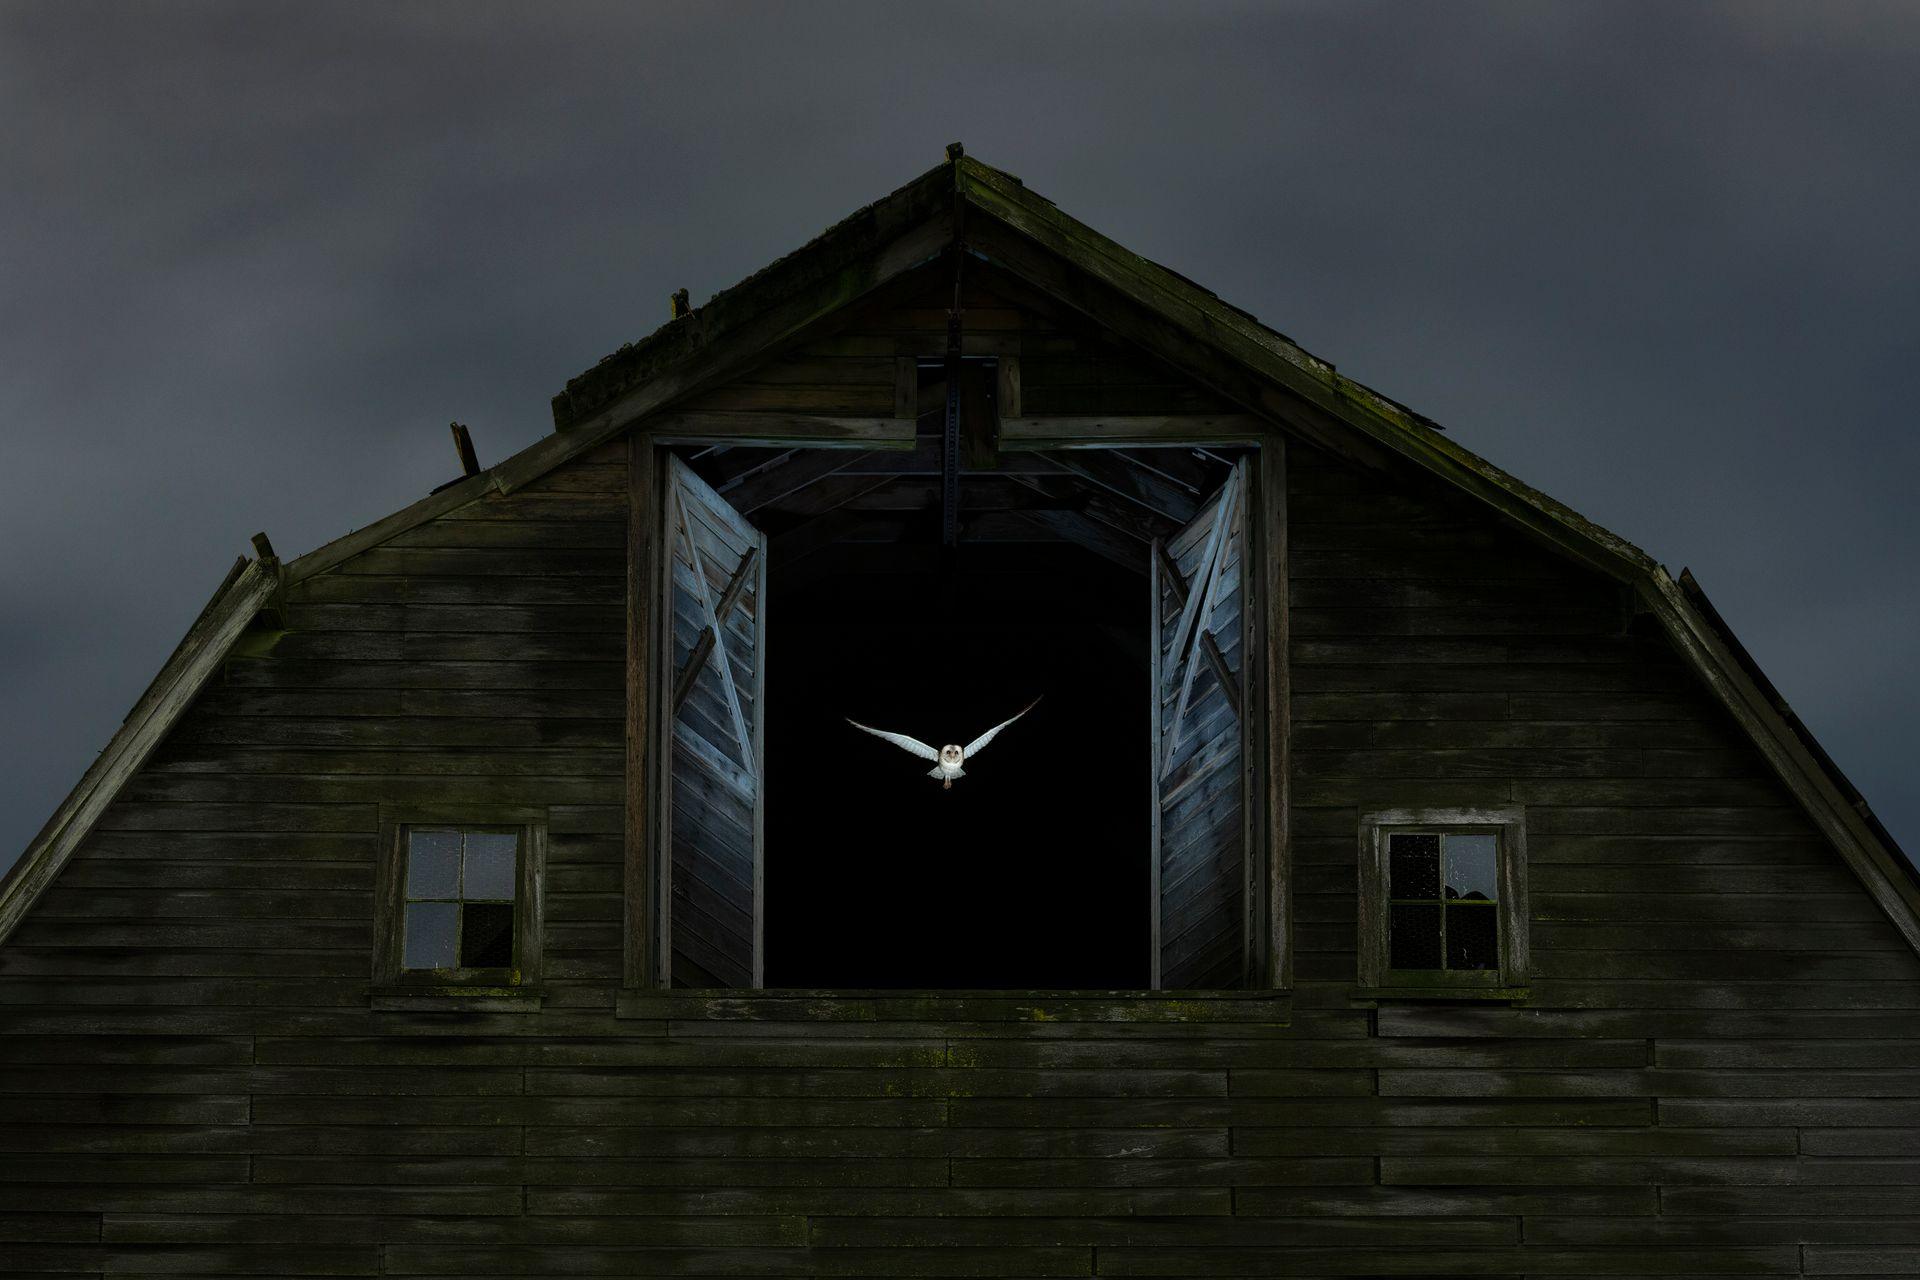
[
  {"xmin": 660, "ymin": 454, "xmax": 768, "ymax": 988},
  {"xmin": 1150, "ymin": 458, "xmax": 1253, "ymax": 990}
]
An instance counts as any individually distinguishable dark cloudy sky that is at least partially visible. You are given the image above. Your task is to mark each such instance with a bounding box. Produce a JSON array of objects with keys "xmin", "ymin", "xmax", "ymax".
[{"xmin": 3, "ymin": 2, "xmax": 1916, "ymax": 870}]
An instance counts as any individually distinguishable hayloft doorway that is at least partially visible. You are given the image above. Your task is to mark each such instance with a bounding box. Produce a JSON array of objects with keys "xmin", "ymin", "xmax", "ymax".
[
  {"xmin": 765, "ymin": 540, "xmax": 1149, "ymax": 989},
  {"xmin": 647, "ymin": 427, "xmax": 1266, "ymax": 992}
]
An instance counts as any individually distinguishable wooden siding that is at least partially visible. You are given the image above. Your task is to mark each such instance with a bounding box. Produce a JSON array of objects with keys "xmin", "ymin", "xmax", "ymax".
[
  {"xmin": 1, "ymin": 378, "xmax": 1918, "ymax": 1274},
  {"xmin": 1281, "ymin": 438, "xmax": 1920, "ymax": 1270},
  {"xmin": 7, "ymin": 440, "xmax": 632, "ymax": 1015},
  {"xmin": 672, "ymin": 263, "xmax": 1241, "ymax": 422}
]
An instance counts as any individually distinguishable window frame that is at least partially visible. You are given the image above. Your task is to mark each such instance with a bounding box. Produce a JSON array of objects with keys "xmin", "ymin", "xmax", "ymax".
[
  {"xmin": 374, "ymin": 806, "xmax": 547, "ymax": 993},
  {"xmin": 1357, "ymin": 807, "xmax": 1529, "ymax": 996},
  {"xmin": 628, "ymin": 427, "xmax": 1291, "ymax": 993}
]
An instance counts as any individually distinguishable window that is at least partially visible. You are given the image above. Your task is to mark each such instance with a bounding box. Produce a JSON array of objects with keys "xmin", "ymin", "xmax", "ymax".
[
  {"xmin": 1358, "ymin": 808, "xmax": 1528, "ymax": 994},
  {"xmin": 402, "ymin": 828, "xmax": 519, "ymax": 969},
  {"xmin": 375, "ymin": 814, "xmax": 545, "ymax": 990}
]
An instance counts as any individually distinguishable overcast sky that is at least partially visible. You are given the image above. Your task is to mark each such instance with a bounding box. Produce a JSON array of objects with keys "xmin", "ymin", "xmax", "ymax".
[{"xmin": 3, "ymin": 2, "xmax": 1916, "ymax": 870}]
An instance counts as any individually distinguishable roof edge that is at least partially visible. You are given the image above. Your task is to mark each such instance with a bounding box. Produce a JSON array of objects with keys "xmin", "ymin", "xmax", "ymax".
[
  {"xmin": 550, "ymin": 158, "xmax": 957, "ymax": 433},
  {"xmin": 1642, "ymin": 568, "xmax": 1920, "ymax": 953},
  {"xmin": 0, "ymin": 556, "xmax": 280, "ymax": 947},
  {"xmin": 1679, "ymin": 566, "xmax": 1909, "ymax": 872},
  {"xmin": 952, "ymin": 157, "xmax": 1662, "ymax": 585}
]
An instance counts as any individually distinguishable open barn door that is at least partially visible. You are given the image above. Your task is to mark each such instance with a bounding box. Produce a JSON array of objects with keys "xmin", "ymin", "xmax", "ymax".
[
  {"xmin": 662, "ymin": 455, "xmax": 769, "ymax": 987},
  {"xmin": 1151, "ymin": 459, "xmax": 1251, "ymax": 989}
]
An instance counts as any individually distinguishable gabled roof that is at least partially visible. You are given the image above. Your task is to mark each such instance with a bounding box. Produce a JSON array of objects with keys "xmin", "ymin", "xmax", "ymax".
[{"xmin": 3, "ymin": 150, "xmax": 1915, "ymax": 954}]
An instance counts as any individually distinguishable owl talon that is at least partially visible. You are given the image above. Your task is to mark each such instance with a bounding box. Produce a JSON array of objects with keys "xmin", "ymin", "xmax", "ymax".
[{"xmin": 942, "ymin": 779, "xmax": 952, "ymax": 791}]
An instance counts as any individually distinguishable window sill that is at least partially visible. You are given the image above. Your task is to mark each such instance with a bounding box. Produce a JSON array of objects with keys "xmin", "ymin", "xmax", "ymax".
[
  {"xmin": 615, "ymin": 989, "xmax": 1291, "ymax": 1025},
  {"xmin": 1351, "ymin": 985, "xmax": 1530, "ymax": 1006},
  {"xmin": 371, "ymin": 985, "xmax": 545, "ymax": 1013}
]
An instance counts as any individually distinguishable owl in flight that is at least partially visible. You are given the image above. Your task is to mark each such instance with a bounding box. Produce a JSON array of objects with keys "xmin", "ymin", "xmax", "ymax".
[{"xmin": 846, "ymin": 697, "xmax": 1042, "ymax": 789}]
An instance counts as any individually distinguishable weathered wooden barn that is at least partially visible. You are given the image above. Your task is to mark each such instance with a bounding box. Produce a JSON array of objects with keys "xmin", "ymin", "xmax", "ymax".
[{"xmin": 4, "ymin": 148, "xmax": 1919, "ymax": 1277}]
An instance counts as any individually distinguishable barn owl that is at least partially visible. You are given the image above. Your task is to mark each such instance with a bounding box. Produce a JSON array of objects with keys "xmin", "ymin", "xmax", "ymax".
[{"xmin": 846, "ymin": 697, "xmax": 1042, "ymax": 789}]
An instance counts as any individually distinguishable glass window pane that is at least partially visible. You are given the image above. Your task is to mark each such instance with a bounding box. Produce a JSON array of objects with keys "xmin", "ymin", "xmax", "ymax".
[
  {"xmin": 402, "ymin": 901, "xmax": 459, "ymax": 969},
  {"xmin": 461, "ymin": 902, "xmax": 514, "ymax": 968},
  {"xmin": 1445, "ymin": 834, "xmax": 1499, "ymax": 901},
  {"xmin": 1388, "ymin": 833, "xmax": 1440, "ymax": 900},
  {"xmin": 463, "ymin": 832, "xmax": 519, "ymax": 901},
  {"xmin": 406, "ymin": 831, "xmax": 461, "ymax": 900},
  {"xmin": 1388, "ymin": 903, "xmax": 1442, "ymax": 970},
  {"xmin": 1448, "ymin": 903, "xmax": 1499, "ymax": 970}
]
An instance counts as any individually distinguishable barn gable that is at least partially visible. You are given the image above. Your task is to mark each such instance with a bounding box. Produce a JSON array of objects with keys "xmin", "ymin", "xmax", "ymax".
[{"xmin": 1, "ymin": 147, "xmax": 1913, "ymax": 964}]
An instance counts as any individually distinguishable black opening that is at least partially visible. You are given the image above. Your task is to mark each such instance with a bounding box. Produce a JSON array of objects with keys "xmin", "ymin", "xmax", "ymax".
[
  {"xmin": 460, "ymin": 903, "xmax": 514, "ymax": 968},
  {"xmin": 764, "ymin": 542, "xmax": 1150, "ymax": 989}
]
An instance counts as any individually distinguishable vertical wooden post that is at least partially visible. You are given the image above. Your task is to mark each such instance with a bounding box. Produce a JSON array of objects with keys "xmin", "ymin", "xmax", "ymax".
[
  {"xmin": 749, "ymin": 528, "xmax": 770, "ymax": 989},
  {"xmin": 961, "ymin": 364, "xmax": 998, "ymax": 471},
  {"xmin": 1241, "ymin": 464, "xmax": 1260, "ymax": 989},
  {"xmin": 1259, "ymin": 438, "xmax": 1291, "ymax": 988},
  {"xmin": 624, "ymin": 434, "xmax": 659, "ymax": 989},
  {"xmin": 995, "ymin": 355, "xmax": 1022, "ymax": 421},
  {"xmin": 654, "ymin": 462, "xmax": 678, "ymax": 989},
  {"xmin": 1147, "ymin": 537, "xmax": 1164, "ymax": 991},
  {"xmin": 894, "ymin": 357, "xmax": 918, "ymax": 423}
]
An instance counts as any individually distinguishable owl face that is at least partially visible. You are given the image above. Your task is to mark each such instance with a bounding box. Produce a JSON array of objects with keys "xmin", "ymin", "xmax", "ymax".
[{"xmin": 940, "ymin": 744, "xmax": 964, "ymax": 766}]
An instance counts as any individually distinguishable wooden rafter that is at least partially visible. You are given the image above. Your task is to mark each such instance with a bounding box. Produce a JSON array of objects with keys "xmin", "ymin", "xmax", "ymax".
[
  {"xmin": 1002, "ymin": 414, "xmax": 1267, "ymax": 450},
  {"xmin": 647, "ymin": 412, "xmax": 915, "ymax": 450},
  {"xmin": 723, "ymin": 450, "xmax": 873, "ymax": 514},
  {"xmin": 1000, "ymin": 473, "xmax": 1170, "ymax": 550},
  {"xmin": 832, "ymin": 441, "xmax": 1072, "ymax": 478},
  {"xmin": 1042, "ymin": 448, "xmax": 1202, "ymax": 523},
  {"xmin": 1121, "ymin": 446, "xmax": 1215, "ymax": 497},
  {"xmin": 765, "ymin": 472, "xmax": 899, "ymax": 521},
  {"xmin": 701, "ymin": 447, "xmax": 794, "ymax": 491},
  {"xmin": 770, "ymin": 508, "xmax": 903, "ymax": 573},
  {"xmin": 995, "ymin": 509, "xmax": 1145, "ymax": 572}
]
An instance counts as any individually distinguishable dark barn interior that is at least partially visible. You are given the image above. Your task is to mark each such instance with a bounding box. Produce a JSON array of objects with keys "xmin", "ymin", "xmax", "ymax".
[
  {"xmin": 766, "ymin": 543, "xmax": 1147, "ymax": 989},
  {"xmin": 672, "ymin": 394, "xmax": 1245, "ymax": 988}
]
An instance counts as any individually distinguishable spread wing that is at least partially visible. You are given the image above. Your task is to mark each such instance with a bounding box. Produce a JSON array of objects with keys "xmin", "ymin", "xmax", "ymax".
[
  {"xmin": 846, "ymin": 718, "xmax": 940, "ymax": 762},
  {"xmin": 962, "ymin": 696, "xmax": 1042, "ymax": 759}
]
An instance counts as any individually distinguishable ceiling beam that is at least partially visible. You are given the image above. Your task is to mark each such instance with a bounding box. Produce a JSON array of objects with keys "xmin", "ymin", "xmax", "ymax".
[
  {"xmin": 644, "ymin": 412, "xmax": 915, "ymax": 450},
  {"xmin": 723, "ymin": 449, "xmax": 875, "ymax": 514},
  {"xmin": 1000, "ymin": 413, "xmax": 1268, "ymax": 450},
  {"xmin": 977, "ymin": 510, "xmax": 1148, "ymax": 573},
  {"xmin": 1042, "ymin": 448, "xmax": 1203, "ymax": 523}
]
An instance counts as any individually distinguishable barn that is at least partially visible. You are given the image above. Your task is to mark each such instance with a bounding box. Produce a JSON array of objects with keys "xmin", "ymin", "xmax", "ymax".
[{"xmin": 3, "ymin": 148, "xmax": 1918, "ymax": 1277}]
